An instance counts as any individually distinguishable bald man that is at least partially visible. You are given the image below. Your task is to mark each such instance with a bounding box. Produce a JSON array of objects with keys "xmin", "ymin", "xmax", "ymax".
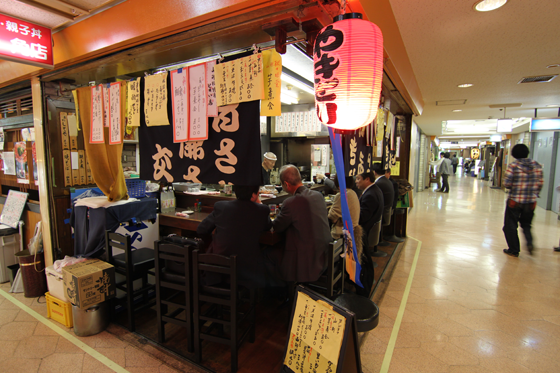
[{"xmin": 269, "ymin": 165, "xmax": 332, "ymax": 282}]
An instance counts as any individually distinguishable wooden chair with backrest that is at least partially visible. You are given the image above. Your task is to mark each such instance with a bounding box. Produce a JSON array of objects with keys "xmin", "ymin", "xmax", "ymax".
[
  {"xmin": 192, "ymin": 250, "xmax": 256, "ymax": 373},
  {"xmin": 154, "ymin": 236, "xmax": 202, "ymax": 352},
  {"xmin": 306, "ymin": 239, "xmax": 345, "ymax": 299},
  {"xmin": 105, "ymin": 230, "xmax": 155, "ymax": 332}
]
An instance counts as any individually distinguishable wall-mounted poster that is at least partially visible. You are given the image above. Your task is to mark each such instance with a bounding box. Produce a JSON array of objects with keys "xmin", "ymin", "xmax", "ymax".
[
  {"xmin": 3, "ymin": 151, "xmax": 15, "ymax": 175},
  {"xmin": 14, "ymin": 142, "xmax": 29, "ymax": 184},
  {"xmin": 0, "ymin": 190, "xmax": 28, "ymax": 228},
  {"xmin": 32, "ymin": 142, "xmax": 38, "ymax": 185}
]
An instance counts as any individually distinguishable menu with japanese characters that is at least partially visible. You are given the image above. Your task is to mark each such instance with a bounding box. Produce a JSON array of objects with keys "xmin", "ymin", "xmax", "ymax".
[
  {"xmin": 171, "ymin": 68, "xmax": 189, "ymax": 143},
  {"xmin": 90, "ymin": 85, "xmax": 104, "ymax": 144},
  {"xmin": 215, "ymin": 53, "xmax": 264, "ymax": 107},
  {"xmin": 189, "ymin": 63, "xmax": 208, "ymax": 141},
  {"xmin": 0, "ymin": 190, "xmax": 28, "ymax": 228},
  {"xmin": 282, "ymin": 286, "xmax": 360, "ymax": 373},
  {"xmin": 109, "ymin": 82, "xmax": 122, "ymax": 145},
  {"xmin": 127, "ymin": 78, "xmax": 141, "ymax": 127},
  {"xmin": 261, "ymin": 49, "xmax": 282, "ymax": 117},
  {"xmin": 206, "ymin": 60, "xmax": 218, "ymax": 117},
  {"xmin": 144, "ymin": 73, "xmax": 169, "ymax": 127}
]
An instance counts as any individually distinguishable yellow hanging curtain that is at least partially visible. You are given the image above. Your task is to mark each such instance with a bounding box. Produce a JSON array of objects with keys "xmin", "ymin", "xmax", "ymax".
[{"xmin": 76, "ymin": 83, "xmax": 128, "ymax": 201}]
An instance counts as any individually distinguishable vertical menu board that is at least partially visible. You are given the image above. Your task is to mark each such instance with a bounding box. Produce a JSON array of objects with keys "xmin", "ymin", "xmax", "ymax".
[
  {"xmin": 127, "ymin": 78, "xmax": 141, "ymax": 127},
  {"xmin": 189, "ymin": 63, "xmax": 208, "ymax": 141},
  {"xmin": 109, "ymin": 82, "xmax": 122, "ymax": 145},
  {"xmin": 282, "ymin": 286, "xmax": 360, "ymax": 373},
  {"xmin": 214, "ymin": 54, "xmax": 264, "ymax": 107},
  {"xmin": 171, "ymin": 68, "xmax": 189, "ymax": 143},
  {"xmin": 144, "ymin": 73, "xmax": 170, "ymax": 126},
  {"xmin": 90, "ymin": 85, "xmax": 104, "ymax": 144}
]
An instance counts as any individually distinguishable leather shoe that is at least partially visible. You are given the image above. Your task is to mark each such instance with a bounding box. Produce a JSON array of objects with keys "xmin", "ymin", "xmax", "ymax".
[
  {"xmin": 554, "ymin": 247, "xmax": 560, "ymax": 252},
  {"xmin": 527, "ymin": 245, "xmax": 533, "ymax": 255},
  {"xmin": 503, "ymin": 249, "xmax": 519, "ymax": 257}
]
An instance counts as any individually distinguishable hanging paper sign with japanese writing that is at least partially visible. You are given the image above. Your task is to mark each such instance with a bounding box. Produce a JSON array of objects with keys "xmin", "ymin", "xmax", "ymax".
[
  {"xmin": 171, "ymin": 68, "xmax": 189, "ymax": 143},
  {"xmin": 206, "ymin": 60, "xmax": 218, "ymax": 117},
  {"xmin": 90, "ymin": 85, "xmax": 104, "ymax": 144},
  {"xmin": 109, "ymin": 82, "xmax": 122, "ymax": 145},
  {"xmin": 144, "ymin": 73, "xmax": 169, "ymax": 126},
  {"xmin": 102, "ymin": 85, "xmax": 110, "ymax": 127},
  {"xmin": 139, "ymin": 101, "xmax": 262, "ymax": 185},
  {"xmin": 68, "ymin": 113, "xmax": 78, "ymax": 150},
  {"xmin": 189, "ymin": 63, "xmax": 208, "ymax": 141},
  {"xmin": 0, "ymin": 13, "xmax": 53, "ymax": 69},
  {"xmin": 260, "ymin": 49, "xmax": 282, "ymax": 117},
  {"xmin": 214, "ymin": 54, "xmax": 264, "ymax": 107},
  {"xmin": 343, "ymin": 129, "xmax": 373, "ymax": 176},
  {"xmin": 60, "ymin": 112, "xmax": 70, "ymax": 150},
  {"xmin": 127, "ymin": 78, "xmax": 141, "ymax": 127}
]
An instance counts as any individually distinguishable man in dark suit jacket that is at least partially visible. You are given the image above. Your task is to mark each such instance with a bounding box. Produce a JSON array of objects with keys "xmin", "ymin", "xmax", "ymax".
[
  {"xmin": 270, "ymin": 165, "xmax": 332, "ymax": 282},
  {"xmin": 356, "ymin": 172, "xmax": 384, "ymax": 247},
  {"xmin": 372, "ymin": 163, "xmax": 394, "ymax": 225},
  {"xmin": 197, "ymin": 185, "xmax": 272, "ymax": 287},
  {"xmin": 355, "ymin": 171, "xmax": 384, "ymax": 297}
]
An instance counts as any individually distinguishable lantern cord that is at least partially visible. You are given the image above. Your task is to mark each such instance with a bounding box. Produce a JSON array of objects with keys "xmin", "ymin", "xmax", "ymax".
[{"xmin": 340, "ymin": 0, "xmax": 347, "ymax": 15}]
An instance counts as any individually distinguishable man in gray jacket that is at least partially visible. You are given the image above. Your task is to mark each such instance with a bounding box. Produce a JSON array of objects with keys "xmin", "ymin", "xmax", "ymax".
[
  {"xmin": 438, "ymin": 152, "xmax": 453, "ymax": 193},
  {"xmin": 271, "ymin": 165, "xmax": 332, "ymax": 282}
]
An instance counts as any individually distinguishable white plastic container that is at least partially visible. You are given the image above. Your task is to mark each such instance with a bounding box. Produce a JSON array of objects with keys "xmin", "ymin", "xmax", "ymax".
[
  {"xmin": 45, "ymin": 265, "xmax": 68, "ymax": 301},
  {"xmin": 0, "ymin": 231, "xmax": 19, "ymax": 283}
]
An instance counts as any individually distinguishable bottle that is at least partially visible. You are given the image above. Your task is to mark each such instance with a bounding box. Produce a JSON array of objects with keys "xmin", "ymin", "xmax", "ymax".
[{"xmin": 195, "ymin": 199, "xmax": 199, "ymax": 212}]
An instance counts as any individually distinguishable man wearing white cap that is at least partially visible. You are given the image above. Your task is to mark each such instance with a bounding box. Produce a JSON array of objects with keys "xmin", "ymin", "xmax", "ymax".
[{"xmin": 262, "ymin": 152, "xmax": 277, "ymax": 185}]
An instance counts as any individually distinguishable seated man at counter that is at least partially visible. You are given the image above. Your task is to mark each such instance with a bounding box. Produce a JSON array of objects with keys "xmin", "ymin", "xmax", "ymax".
[
  {"xmin": 269, "ymin": 165, "xmax": 332, "ymax": 283},
  {"xmin": 262, "ymin": 152, "xmax": 277, "ymax": 185},
  {"xmin": 196, "ymin": 184, "xmax": 272, "ymax": 288}
]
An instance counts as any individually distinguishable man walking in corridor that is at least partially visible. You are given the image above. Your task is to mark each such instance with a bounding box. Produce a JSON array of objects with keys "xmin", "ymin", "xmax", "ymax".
[{"xmin": 502, "ymin": 144, "xmax": 543, "ymax": 257}]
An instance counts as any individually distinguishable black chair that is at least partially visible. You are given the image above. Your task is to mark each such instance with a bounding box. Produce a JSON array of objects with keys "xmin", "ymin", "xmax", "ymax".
[
  {"xmin": 385, "ymin": 208, "xmax": 406, "ymax": 243},
  {"xmin": 377, "ymin": 206, "xmax": 393, "ymax": 247},
  {"xmin": 192, "ymin": 250, "xmax": 256, "ymax": 373},
  {"xmin": 154, "ymin": 236, "xmax": 202, "ymax": 352},
  {"xmin": 306, "ymin": 239, "xmax": 345, "ymax": 299},
  {"xmin": 368, "ymin": 220, "xmax": 387, "ymax": 258},
  {"xmin": 105, "ymin": 231, "xmax": 155, "ymax": 332}
]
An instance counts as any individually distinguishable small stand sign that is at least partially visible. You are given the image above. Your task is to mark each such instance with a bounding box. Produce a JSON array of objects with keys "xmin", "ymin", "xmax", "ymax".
[{"xmin": 282, "ymin": 286, "xmax": 361, "ymax": 373}]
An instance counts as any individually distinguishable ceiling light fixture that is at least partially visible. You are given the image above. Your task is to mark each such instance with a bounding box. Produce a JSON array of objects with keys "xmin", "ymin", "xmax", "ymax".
[
  {"xmin": 547, "ymin": 64, "xmax": 560, "ymax": 68},
  {"xmin": 457, "ymin": 83, "xmax": 473, "ymax": 88},
  {"xmin": 546, "ymin": 104, "xmax": 560, "ymax": 107},
  {"xmin": 473, "ymin": 0, "xmax": 508, "ymax": 12},
  {"xmin": 452, "ymin": 109, "xmax": 462, "ymax": 112}
]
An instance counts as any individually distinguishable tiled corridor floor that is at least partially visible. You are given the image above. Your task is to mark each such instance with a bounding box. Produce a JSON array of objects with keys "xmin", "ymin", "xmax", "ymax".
[
  {"xmin": 1, "ymin": 172, "xmax": 559, "ymax": 372},
  {"xmin": 361, "ymin": 172, "xmax": 560, "ymax": 373}
]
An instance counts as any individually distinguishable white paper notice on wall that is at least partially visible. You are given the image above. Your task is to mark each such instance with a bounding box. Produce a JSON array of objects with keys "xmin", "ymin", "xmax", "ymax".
[
  {"xmin": 206, "ymin": 60, "xmax": 218, "ymax": 117},
  {"xmin": 189, "ymin": 63, "xmax": 208, "ymax": 141},
  {"xmin": 103, "ymin": 85, "xmax": 110, "ymax": 127},
  {"xmin": 377, "ymin": 140, "xmax": 383, "ymax": 157},
  {"xmin": 144, "ymin": 73, "xmax": 170, "ymax": 127},
  {"xmin": 71, "ymin": 151, "xmax": 79, "ymax": 170},
  {"xmin": 109, "ymin": 83, "xmax": 122, "ymax": 144},
  {"xmin": 90, "ymin": 85, "xmax": 104, "ymax": 143},
  {"xmin": 171, "ymin": 68, "xmax": 189, "ymax": 143},
  {"xmin": 67, "ymin": 113, "xmax": 78, "ymax": 136},
  {"xmin": 127, "ymin": 78, "xmax": 141, "ymax": 127}
]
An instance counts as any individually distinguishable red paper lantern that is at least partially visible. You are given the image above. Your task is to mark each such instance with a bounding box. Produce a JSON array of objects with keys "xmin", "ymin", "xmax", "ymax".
[{"xmin": 314, "ymin": 13, "xmax": 383, "ymax": 130}]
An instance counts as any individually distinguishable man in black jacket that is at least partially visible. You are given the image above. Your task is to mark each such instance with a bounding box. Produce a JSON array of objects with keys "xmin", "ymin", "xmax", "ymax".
[
  {"xmin": 372, "ymin": 163, "xmax": 394, "ymax": 226},
  {"xmin": 197, "ymin": 185, "xmax": 272, "ymax": 287}
]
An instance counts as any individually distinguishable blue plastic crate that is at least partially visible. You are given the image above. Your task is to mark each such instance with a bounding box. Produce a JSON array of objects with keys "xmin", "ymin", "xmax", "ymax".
[{"xmin": 125, "ymin": 179, "xmax": 146, "ymax": 198}]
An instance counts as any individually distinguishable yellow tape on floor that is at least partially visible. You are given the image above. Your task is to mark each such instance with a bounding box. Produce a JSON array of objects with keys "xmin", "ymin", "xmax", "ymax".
[
  {"xmin": 0, "ymin": 288, "xmax": 129, "ymax": 373},
  {"xmin": 379, "ymin": 237, "xmax": 422, "ymax": 373}
]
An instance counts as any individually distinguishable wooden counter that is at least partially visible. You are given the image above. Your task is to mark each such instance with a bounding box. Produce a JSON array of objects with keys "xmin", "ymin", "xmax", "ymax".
[{"xmin": 159, "ymin": 209, "xmax": 281, "ymax": 246}]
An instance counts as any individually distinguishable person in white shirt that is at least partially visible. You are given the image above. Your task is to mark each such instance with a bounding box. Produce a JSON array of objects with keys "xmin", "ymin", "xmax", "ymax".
[{"xmin": 429, "ymin": 152, "xmax": 445, "ymax": 191}]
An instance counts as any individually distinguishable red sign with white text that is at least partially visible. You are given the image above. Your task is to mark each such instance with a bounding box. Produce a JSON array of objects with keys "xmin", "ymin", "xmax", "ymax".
[{"xmin": 0, "ymin": 13, "xmax": 53, "ymax": 69}]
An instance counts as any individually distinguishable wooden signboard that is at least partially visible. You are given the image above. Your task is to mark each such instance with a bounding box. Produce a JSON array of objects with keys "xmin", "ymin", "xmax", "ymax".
[
  {"xmin": 282, "ymin": 286, "xmax": 361, "ymax": 373},
  {"xmin": 60, "ymin": 112, "xmax": 70, "ymax": 150}
]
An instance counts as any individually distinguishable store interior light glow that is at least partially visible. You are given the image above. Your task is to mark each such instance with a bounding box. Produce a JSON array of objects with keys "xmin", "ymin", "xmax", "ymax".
[
  {"xmin": 497, "ymin": 119, "xmax": 513, "ymax": 133},
  {"xmin": 281, "ymin": 73, "xmax": 314, "ymax": 95},
  {"xmin": 313, "ymin": 13, "xmax": 384, "ymax": 130}
]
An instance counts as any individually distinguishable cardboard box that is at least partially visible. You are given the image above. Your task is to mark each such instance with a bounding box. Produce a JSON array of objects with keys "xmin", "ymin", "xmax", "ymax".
[{"xmin": 62, "ymin": 259, "xmax": 115, "ymax": 309}]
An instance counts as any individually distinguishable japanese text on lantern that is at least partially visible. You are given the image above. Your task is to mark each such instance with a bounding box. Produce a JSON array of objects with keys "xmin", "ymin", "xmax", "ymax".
[
  {"xmin": 109, "ymin": 83, "xmax": 121, "ymax": 144},
  {"xmin": 127, "ymin": 78, "xmax": 141, "ymax": 127},
  {"xmin": 144, "ymin": 73, "xmax": 169, "ymax": 126},
  {"xmin": 90, "ymin": 86, "xmax": 104, "ymax": 144},
  {"xmin": 171, "ymin": 69, "xmax": 189, "ymax": 143},
  {"xmin": 284, "ymin": 292, "xmax": 345, "ymax": 373},
  {"xmin": 314, "ymin": 25, "xmax": 344, "ymax": 125}
]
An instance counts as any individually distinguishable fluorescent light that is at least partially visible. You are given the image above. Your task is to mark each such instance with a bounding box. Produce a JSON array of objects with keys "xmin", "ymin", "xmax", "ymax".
[
  {"xmin": 281, "ymin": 73, "xmax": 315, "ymax": 95},
  {"xmin": 280, "ymin": 92, "xmax": 299, "ymax": 105},
  {"xmin": 474, "ymin": 0, "xmax": 508, "ymax": 12},
  {"xmin": 490, "ymin": 135, "xmax": 502, "ymax": 142},
  {"xmin": 452, "ymin": 109, "xmax": 462, "ymax": 112},
  {"xmin": 457, "ymin": 83, "xmax": 473, "ymax": 88},
  {"xmin": 497, "ymin": 119, "xmax": 513, "ymax": 133},
  {"xmin": 546, "ymin": 104, "xmax": 560, "ymax": 107}
]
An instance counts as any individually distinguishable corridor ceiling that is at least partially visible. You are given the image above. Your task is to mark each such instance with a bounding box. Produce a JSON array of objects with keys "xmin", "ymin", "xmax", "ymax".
[{"xmin": 388, "ymin": 0, "xmax": 560, "ymax": 136}]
